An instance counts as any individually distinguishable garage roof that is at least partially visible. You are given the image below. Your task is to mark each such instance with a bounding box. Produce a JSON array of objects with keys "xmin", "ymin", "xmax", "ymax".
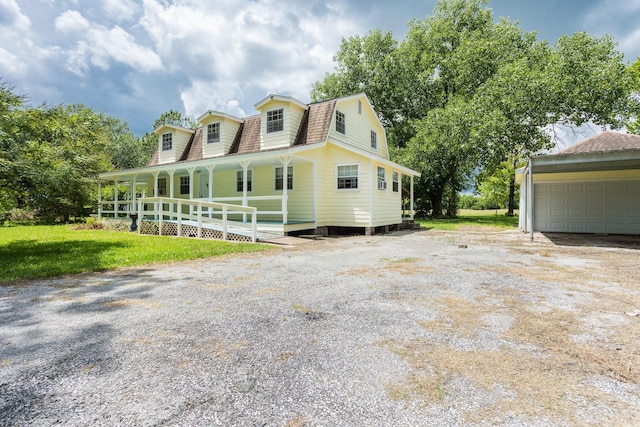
[
  {"xmin": 558, "ymin": 131, "xmax": 640, "ymax": 155},
  {"xmin": 530, "ymin": 131, "xmax": 640, "ymax": 174}
]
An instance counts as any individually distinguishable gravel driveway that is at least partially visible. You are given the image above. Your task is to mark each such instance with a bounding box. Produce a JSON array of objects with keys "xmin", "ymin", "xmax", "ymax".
[{"xmin": 1, "ymin": 229, "xmax": 639, "ymax": 426}]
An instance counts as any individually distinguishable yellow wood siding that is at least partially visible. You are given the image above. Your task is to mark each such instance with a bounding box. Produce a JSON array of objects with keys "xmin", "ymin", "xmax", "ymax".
[
  {"xmin": 328, "ymin": 97, "xmax": 389, "ymax": 160},
  {"xmin": 303, "ymin": 143, "xmax": 373, "ymax": 227},
  {"xmin": 370, "ymin": 163, "xmax": 403, "ymax": 226},
  {"xmin": 287, "ymin": 162, "xmax": 314, "ymax": 221},
  {"xmin": 259, "ymin": 100, "xmax": 306, "ymax": 149}
]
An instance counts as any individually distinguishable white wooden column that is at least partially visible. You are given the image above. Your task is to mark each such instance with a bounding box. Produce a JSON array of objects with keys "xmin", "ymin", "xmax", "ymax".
[
  {"xmin": 187, "ymin": 167, "xmax": 196, "ymax": 217},
  {"xmin": 131, "ymin": 175, "xmax": 137, "ymax": 214},
  {"xmin": 240, "ymin": 161, "xmax": 251, "ymax": 222},
  {"xmin": 280, "ymin": 156, "xmax": 291, "ymax": 225},
  {"xmin": 152, "ymin": 171, "xmax": 159, "ymax": 220},
  {"xmin": 207, "ymin": 165, "xmax": 215, "ymax": 218},
  {"xmin": 168, "ymin": 169, "xmax": 175, "ymax": 219},
  {"xmin": 410, "ymin": 175, "xmax": 415, "ymax": 219}
]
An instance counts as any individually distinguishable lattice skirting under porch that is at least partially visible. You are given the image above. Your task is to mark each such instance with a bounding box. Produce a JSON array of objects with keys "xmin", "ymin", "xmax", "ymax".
[{"xmin": 139, "ymin": 220, "xmax": 253, "ymax": 242}]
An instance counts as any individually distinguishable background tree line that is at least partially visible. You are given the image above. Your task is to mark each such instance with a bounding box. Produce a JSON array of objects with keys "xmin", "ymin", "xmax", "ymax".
[
  {"xmin": 0, "ymin": 80, "xmax": 196, "ymax": 222},
  {"xmin": 313, "ymin": 0, "xmax": 639, "ymax": 217},
  {"xmin": 2, "ymin": 0, "xmax": 640, "ymax": 223}
]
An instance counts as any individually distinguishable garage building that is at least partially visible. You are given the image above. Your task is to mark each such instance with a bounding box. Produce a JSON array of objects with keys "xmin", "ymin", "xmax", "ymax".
[{"xmin": 517, "ymin": 131, "xmax": 640, "ymax": 236}]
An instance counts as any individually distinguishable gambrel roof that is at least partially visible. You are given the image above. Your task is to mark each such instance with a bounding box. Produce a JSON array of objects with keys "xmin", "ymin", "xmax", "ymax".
[{"xmin": 148, "ymin": 99, "xmax": 337, "ymax": 166}]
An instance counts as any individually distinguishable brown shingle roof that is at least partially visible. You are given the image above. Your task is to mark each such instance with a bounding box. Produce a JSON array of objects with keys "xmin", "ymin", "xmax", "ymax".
[
  {"xmin": 558, "ymin": 131, "xmax": 640, "ymax": 155},
  {"xmin": 294, "ymin": 100, "xmax": 336, "ymax": 145},
  {"xmin": 230, "ymin": 115, "xmax": 261, "ymax": 154},
  {"xmin": 145, "ymin": 98, "xmax": 339, "ymax": 165}
]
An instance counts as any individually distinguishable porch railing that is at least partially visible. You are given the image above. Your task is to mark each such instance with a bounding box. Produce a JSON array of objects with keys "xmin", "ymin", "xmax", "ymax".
[
  {"xmin": 137, "ymin": 197, "xmax": 257, "ymax": 243},
  {"xmin": 98, "ymin": 201, "xmax": 133, "ymax": 219}
]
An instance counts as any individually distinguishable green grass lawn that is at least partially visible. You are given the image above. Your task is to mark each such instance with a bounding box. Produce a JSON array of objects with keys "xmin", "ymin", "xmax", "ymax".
[
  {"xmin": 0, "ymin": 224, "xmax": 270, "ymax": 283},
  {"xmin": 417, "ymin": 209, "xmax": 519, "ymax": 231}
]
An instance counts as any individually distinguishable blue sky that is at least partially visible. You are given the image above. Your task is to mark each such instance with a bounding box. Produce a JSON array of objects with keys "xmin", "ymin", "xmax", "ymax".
[{"xmin": 1, "ymin": 0, "xmax": 639, "ymax": 137}]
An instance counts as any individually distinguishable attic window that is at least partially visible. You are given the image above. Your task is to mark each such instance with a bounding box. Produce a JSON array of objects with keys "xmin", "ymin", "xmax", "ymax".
[
  {"xmin": 371, "ymin": 130, "xmax": 377, "ymax": 149},
  {"xmin": 336, "ymin": 111, "xmax": 345, "ymax": 134},
  {"xmin": 162, "ymin": 133, "xmax": 172, "ymax": 151},
  {"xmin": 207, "ymin": 123, "xmax": 220, "ymax": 143},
  {"xmin": 267, "ymin": 109, "xmax": 284, "ymax": 133}
]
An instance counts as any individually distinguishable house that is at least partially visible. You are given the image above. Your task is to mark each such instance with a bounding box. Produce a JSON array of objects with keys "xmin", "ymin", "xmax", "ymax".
[
  {"xmin": 516, "ymin": 131, "xmax": 640, "ymax": 237},
  {"xmin": 98, "ymin": 93, "xmax": 420, "ymax": 240}
]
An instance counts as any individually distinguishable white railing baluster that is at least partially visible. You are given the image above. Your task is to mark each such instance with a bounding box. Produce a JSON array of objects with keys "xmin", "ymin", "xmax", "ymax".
[{"xmin": 137, "ymin": 197, "xmax": 258, "ymax": 242}]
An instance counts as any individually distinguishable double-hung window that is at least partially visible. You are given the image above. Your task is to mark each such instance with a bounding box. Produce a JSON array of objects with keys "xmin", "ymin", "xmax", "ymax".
[
  {"xmin": 392, "ymin": 171, "xmax": 399, "ymax": 192},
  {"xmin": 371, "ymin": 130, "xmax": 377, "ymax": 149},
  {"xmin": 237, "ymin": 170, "xmax": 253, "ymax": 192},
  {"xmin": 162, "ymin": 133, "xmax": 172, "ymax": 151},
  {"xmin": 377, "ymin": 166, "xmax": 386, "ymax": 190},
  {"xmin": 275, "ymin": 166, "xmax": 293, "ymax": 191},
  {"xmin": 335, "ymin": 110, "xmax": 345, "ymax": 134},
  {"xmin": 180, "ymin": 176, "xmax": 190, "ymax": 195},
  {"xmin": 157, "ymin": 177, "xmax": 167, "ymax": 196},
  {"xmin": 207, "ymin": 123, "xmax": 220, "ymax": 143},
  {"xmin": 267, "ymin": 109, "xmax": 284, "ymax": 133},
  {"xmin": 337, "ymin": 165, "xmax": 358, "ymax": 189}
]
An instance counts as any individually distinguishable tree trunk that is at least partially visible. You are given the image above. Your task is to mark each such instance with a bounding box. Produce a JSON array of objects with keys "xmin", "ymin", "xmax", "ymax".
[
  {"xmin": 507, "ymin": 176, "xmax": 516, "ymax": 217},
  {"xmin": 430, "ymin": 189, "xmax": 444, "ymax": 218}
]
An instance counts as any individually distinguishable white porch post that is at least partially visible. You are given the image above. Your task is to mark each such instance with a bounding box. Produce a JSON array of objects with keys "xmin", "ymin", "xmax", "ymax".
[
  {"xmin": 280, "ymin": 156, "xmax": 291, "ymax": 225},
  {"xmin": 528, "ymin": 159, "xmax": 534, "ymax": 241},
  {"xmin": 187, "ymin": 167, "xmax": 196, "ymax": 217},
  {"xmin": 168, "ymin": 169, "xmax": 175, "ymax": 219},
  {"xmin": 207, "ymin": 165, "xmax": 215, "ymax": 218},
  {"xmin": 131, "ymin": 174, "xmax": 137, "ymax": 214},
  {"xmin": 114, "ymin": 179, "xmax": 119, "ymax": 219},
  {"xmin": 410, "ymin": 176, "xmax": 415, "ymax": 219},
  {"xmin": 152, "ymin": 171, "xmax": 159, "ymax": 220},
  {"xmin": 241, "ymin": 161, "xmax": 251, "ymax": 222},
  {"xmin": 98, "ymin": 182, "xmax": 102, "ymax": 219}
]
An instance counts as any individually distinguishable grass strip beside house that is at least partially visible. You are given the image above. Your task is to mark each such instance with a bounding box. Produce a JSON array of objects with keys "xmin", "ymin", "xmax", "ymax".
[
  {"xmin": 0, "ymin": 225, "xmax": 269, "ymax": 283},
  {"xmin": 417, "ymin": 209, "xmax": 519, "ymax": 231}
]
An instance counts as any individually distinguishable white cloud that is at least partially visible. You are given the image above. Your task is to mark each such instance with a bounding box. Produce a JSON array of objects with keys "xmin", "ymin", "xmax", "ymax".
[
  {"xmin": 138, "ymin": 0, "xmax": 359, "ymax": 116},
  {"xmin": 54, "ymin": 10, "xmax": 90, "ymax": 32},
  {"xmin": 102, "ymin": 0, "xmax": 139, "ymax": 21},
  {"xmin": 54, "ymin": 10, "xmax": 162, "ymax": 75},
  {"xmin": 0, "ymin": 0, "xmax": 31, "ymax": 32}
]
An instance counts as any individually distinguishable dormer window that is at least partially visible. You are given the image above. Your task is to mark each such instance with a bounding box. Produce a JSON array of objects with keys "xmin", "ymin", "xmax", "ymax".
[
  {"xmin": 336, "ymin": 111, "xmax": 345, "ymax": 134},
  {"xmin": 162, "ymin": 133, "xmax": 172, "ymax": 151},
  {"xmin": 267, "ymin": 109, "xmax": 284, "ymax": 133},
  {"xmin": 207, "ymin": 123, "xmax": 220, "ymax": 143}
]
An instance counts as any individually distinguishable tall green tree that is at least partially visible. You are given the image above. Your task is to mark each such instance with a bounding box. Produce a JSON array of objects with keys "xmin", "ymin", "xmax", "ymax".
[{"xmin": 313, "ymin": 0, "xmax": 633, "ymax": 217}]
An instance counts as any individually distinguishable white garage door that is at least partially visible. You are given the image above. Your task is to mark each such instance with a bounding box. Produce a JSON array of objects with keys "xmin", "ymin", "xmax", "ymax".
[{"xmin": 534, "ymin": 180, "xmax": 640, "ymax": 234}]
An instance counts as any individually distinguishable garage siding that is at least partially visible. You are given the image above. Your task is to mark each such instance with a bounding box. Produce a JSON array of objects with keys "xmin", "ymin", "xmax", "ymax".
[{"xmin": 534, "ymin": 180, "xmax": 640, "ymax": 234}]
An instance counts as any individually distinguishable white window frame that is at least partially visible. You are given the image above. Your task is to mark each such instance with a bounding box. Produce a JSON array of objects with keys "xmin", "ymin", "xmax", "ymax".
[
  {"xmin": 207, "ymin": 122, "xmax": 220, "ymax": 144},
  {"xmin": 371, "ymin": 130, "xmax": 377, "ymax": 149},
  {"xmin": 335, "ymin": 110, "xmax": 346, "ymax": 134},
  {"xmin": 377, "ymin": 166, "xmax": 386, "ymax": 190},
  {"xmin": 392, "ymin": 171, "xmax": 399, "ymax": 192},
  {"xmin": 266, "ymin": 109, "xmax": 284, "ymax": 134},
  {"xmin": 275, "ymin": 166, "xmax": 293, "ymax": 191},
  {"xmin": 336, "ymin": 164, "xmax": 359, "ymax": 190},
  {"xmin": 162, "ymin": 133, "xmax": 172, "ymax": 151},
  {"xmin": 179, "ymin": 176, "xmax": 190, "ymax": 195},
  {"xmin": 236, "ymin": 169, "xmax": 253, "ymax": 192}
]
